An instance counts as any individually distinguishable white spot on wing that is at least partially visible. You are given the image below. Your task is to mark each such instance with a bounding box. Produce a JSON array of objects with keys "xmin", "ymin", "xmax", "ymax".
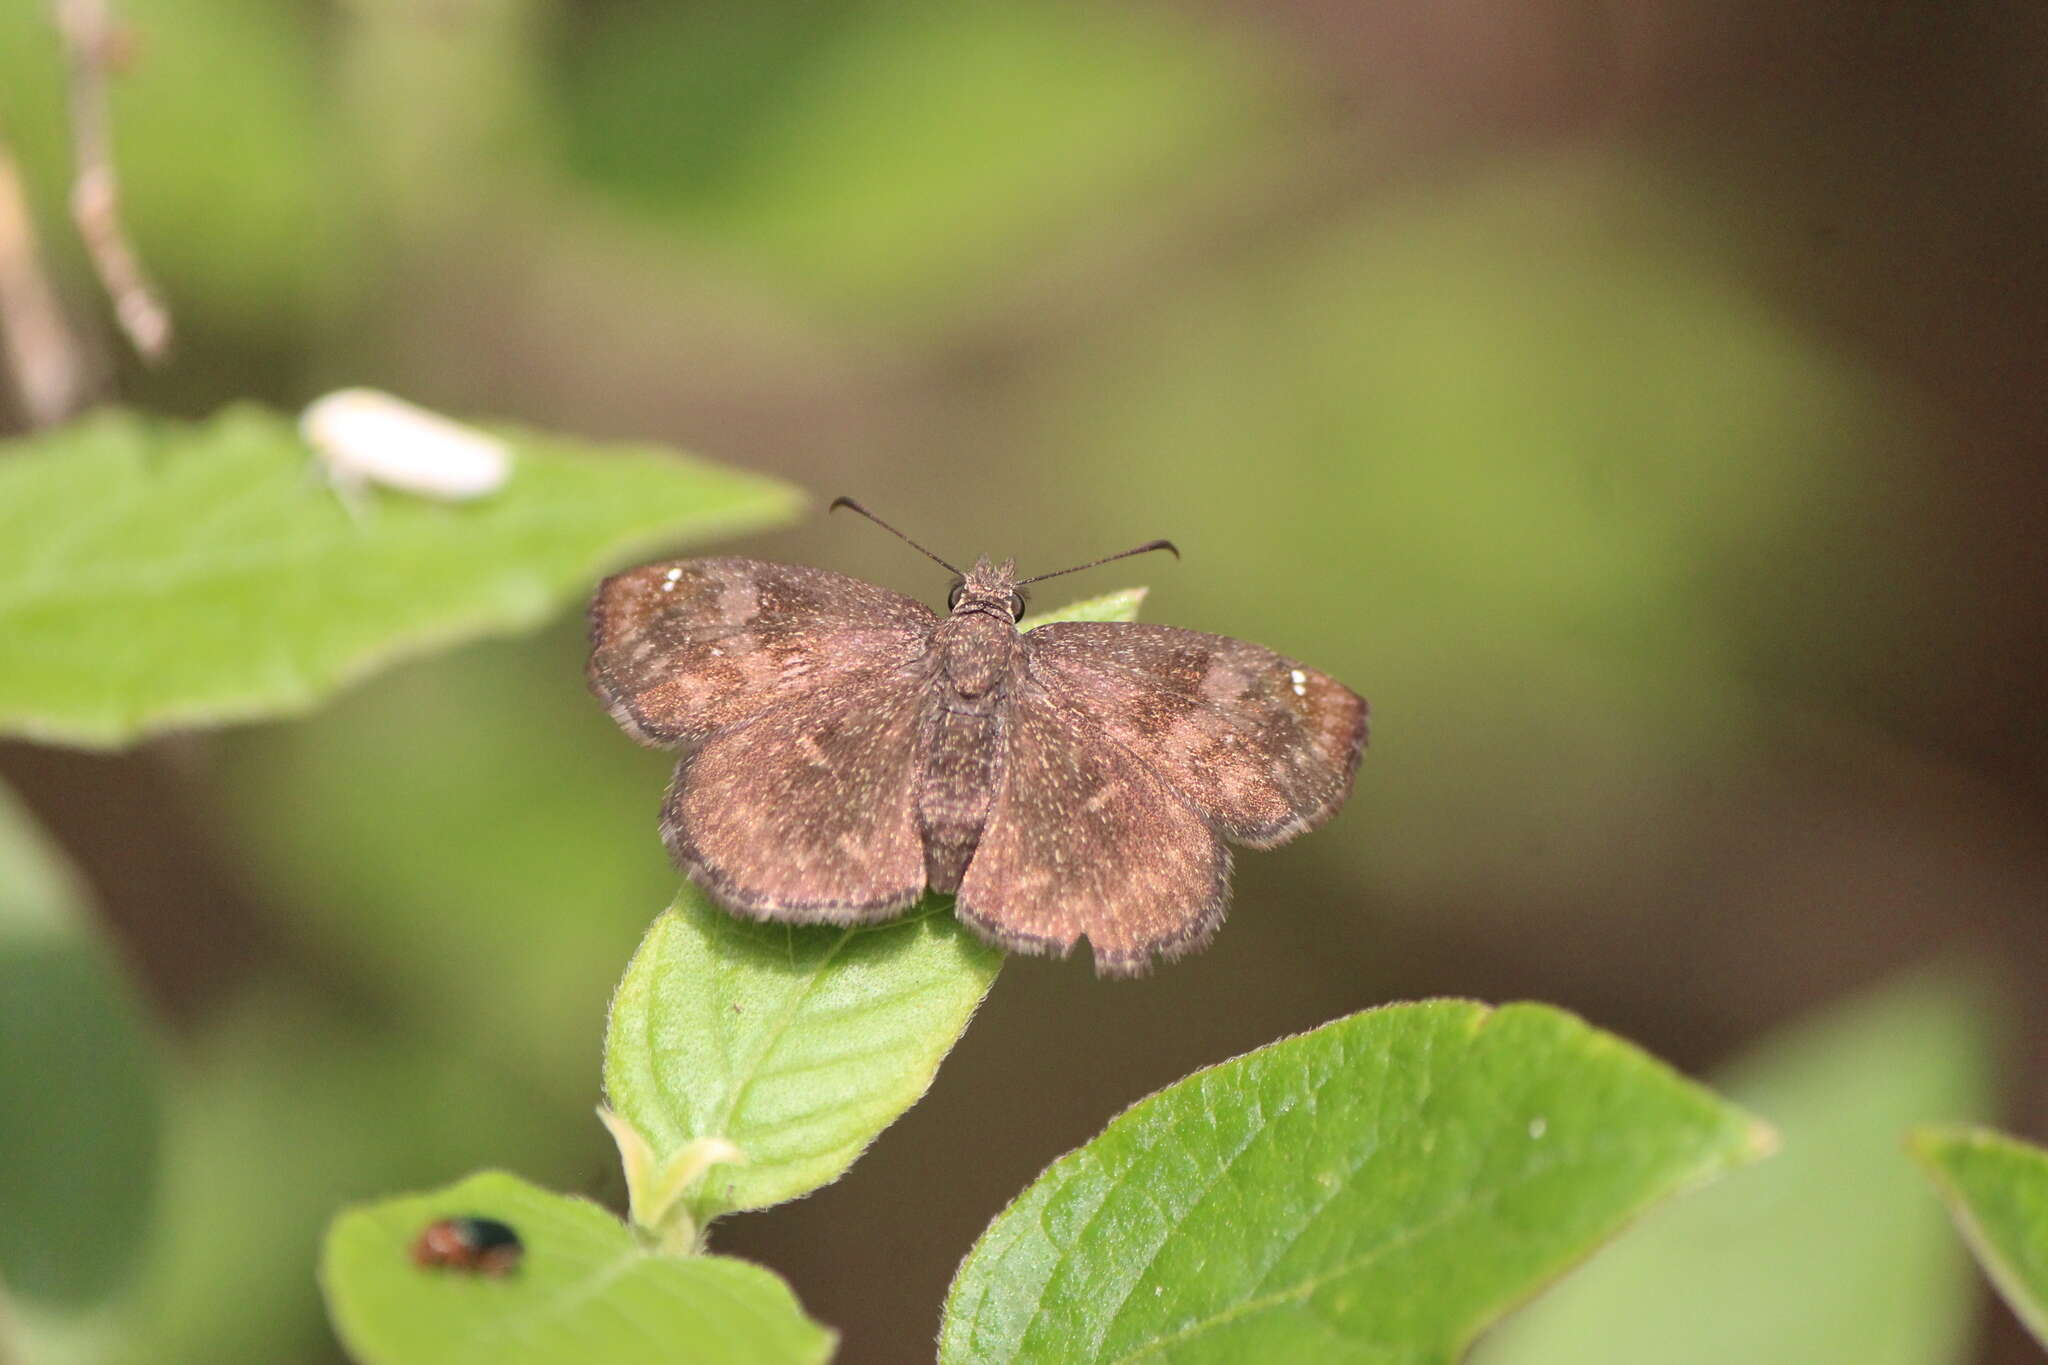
[{"xmin": 1289, "ymin": 668, "xmax": 1308, "ymax": 697}]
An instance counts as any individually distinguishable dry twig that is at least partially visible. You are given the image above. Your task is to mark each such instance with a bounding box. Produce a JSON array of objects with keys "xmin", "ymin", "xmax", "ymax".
[
  {"xmin": 55, "ymin": 0, "xmax": 172, "ymax": 362},
  {"xmin": 0, "ymin": 131, "xmax": 89, "ymax": 425}
]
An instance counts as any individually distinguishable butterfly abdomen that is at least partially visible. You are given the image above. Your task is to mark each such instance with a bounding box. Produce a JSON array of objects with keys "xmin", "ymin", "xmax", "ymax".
[
  {"xmin": 917, "ymin": 703, "xmax": 1004, "ymax": 892},
  {"xmin": 916, "ymin": 611, "xmax": 1021, "ymax": 892}
]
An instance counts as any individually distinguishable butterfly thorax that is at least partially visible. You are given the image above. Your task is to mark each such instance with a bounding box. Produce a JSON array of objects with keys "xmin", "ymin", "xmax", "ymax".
[{"xmin": 933, "ymin": 556, "xmax": 1024, "ymax": 700}]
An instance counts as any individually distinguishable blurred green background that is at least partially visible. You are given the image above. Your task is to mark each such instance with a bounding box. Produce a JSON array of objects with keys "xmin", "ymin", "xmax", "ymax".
[{"xmin": 3, "ymin": 1, "xmax": 2046, "ymax": 1362}]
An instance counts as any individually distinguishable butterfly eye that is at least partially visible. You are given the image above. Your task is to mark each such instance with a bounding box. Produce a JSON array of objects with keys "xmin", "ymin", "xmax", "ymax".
[
  {"xmin": 1009, "ymin": 591, "xmax": 1028, "ymax": 619},
  {"xmin": 947, "ymin": 582, "xmax": 966, "ymax": 610}
]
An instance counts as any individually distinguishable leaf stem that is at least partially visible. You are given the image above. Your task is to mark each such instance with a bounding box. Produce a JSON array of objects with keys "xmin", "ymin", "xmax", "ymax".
[{"xmin": 597, "ymin": 1106, "xmax": 743, "ymax": 1255}]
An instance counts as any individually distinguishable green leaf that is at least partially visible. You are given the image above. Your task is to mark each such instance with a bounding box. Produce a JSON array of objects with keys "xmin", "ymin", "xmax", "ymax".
[
  {"xmin": 603, "ymin": 888, "xmax": 1001, "ymax": 1229},
  {"xmin": 0, "ymin": 403, "xmax": 799, "ymax": 748},
  {"xmin": 0, "ymin": 782, "xmax": 161, "ymax": 1359},
  {"xmin": 1912, "ymin": 1125, "xmax": 2048, "ymax": 1348},
  {"xmin": 321, "ymin": 1170, "xmax": 834, "ymax": 1365},
  {"xmin": 1019, "ymin": 587, "xmax": 1147, "ymax": 631},
  {"xmin": 939, "ymin": 999, "xmax": 1768, "ymax": 1365},
  {"xmin": 1477, "ymin": 970, "xmax": 1991, "ymax": 1365}
]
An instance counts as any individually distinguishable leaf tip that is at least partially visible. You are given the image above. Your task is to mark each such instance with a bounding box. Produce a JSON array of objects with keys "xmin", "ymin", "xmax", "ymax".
[
  {"xmin": 1905, "ymin": 1122, "xmax": 2009, "ymax": 1182},
  {"xmin": 1740, "ymin": 1115, "xmax": 1781, "ymax": 1162}
]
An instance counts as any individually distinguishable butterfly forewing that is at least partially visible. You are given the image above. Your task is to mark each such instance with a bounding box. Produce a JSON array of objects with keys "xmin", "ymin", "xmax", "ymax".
[
  {"xmin": 955, "ymin": 686, "xmax": 1230, "ymax": 976},
  {"xmin": 664, "ymin": 663, "xmax": 932, "ymax": 920},
  {"xmin": 1021, "ymin": 621, "xmax": 1367, "ymax": 847},
  {"xmin": 588, "ymin": 557, "xmax": 935, "ymax": 748}
]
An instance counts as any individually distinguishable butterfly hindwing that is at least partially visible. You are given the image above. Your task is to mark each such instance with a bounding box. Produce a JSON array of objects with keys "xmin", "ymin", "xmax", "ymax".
[
  {"xmin": 663, "ymin": 662, "xmax": 932, "ymax": 921},
  {"xmin": 588, "ymin": 557, "xmax": 936, "ymax": 748},
  {"xmin": 1021, "ymin": 621, "xmax": 1367, "ymax": 848},
  {"xmin": 954, "ymin": 684, "xmax": 1230, "ymax": 975}
]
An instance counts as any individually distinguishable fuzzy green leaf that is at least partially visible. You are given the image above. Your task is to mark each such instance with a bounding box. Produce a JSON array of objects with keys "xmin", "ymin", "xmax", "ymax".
[
  {"xmin": 321, "ymin": 1170, "xmax": 833, "ymax": 1365},
  {"xmin": 603, "ymin": 888, "xmax": 1001, "ymax": 1225},
  {"xmin": 0, "ymin": 403, "xmax": 799, "ymax": 748},
  {"xmin": 939, "ymin": 1000, "xmax": 1768, "ymax": 1365},
  {"xmin": 1019, "ymin": 587, "xmax": 1147, "ymax": 632},
  {"xmin": 1478, "ymin": 971, "xmax": 1990, "ymax": 1365},
  {"xmin": 0, "ymin": 782, "xmax": 161, "ymax": 1357},
  {"xmin": 1912, "ymin": 1125, "xmax": 2048, "ymax": 1348}
]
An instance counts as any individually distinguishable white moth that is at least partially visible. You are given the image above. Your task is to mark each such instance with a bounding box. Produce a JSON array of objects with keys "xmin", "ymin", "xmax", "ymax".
[{"xmin": 299, "ymin": 388, "xmax": 512, "ymax": 509}]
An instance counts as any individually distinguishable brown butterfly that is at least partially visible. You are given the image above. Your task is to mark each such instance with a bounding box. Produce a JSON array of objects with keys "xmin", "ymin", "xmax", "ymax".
[{"xmin": 587, "ymin": 500, "xmax": 1367, "ymax": 976}]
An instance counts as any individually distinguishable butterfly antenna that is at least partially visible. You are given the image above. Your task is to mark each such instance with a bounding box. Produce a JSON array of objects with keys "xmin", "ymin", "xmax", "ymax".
[
  {"xmin": 1017, "ymin": 539, "xmax": 1179, "ymax": 586},
  {"xmin": 828, "ymin": 497, "xmax": 962, "ymax": 575}
]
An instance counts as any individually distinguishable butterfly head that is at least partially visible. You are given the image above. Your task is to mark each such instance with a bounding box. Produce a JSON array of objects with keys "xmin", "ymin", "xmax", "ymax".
[
  {"xmin": 947, "ymin": 556, "xmax": 1028, "ymax": 623},
  {"xmin": 825, "ymin": 498, "xmax": 1177, "ymax": 626}
]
